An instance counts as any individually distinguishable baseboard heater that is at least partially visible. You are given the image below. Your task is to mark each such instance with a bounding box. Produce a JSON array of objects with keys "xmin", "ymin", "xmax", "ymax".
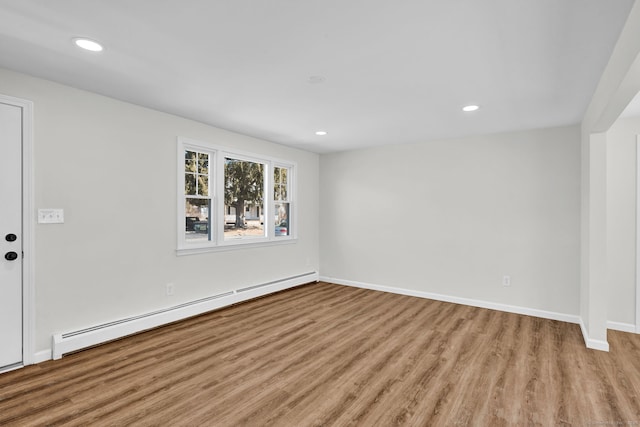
[{"xmin": 52, "ymin": 271, "xmax": 318, "ymax": 360}]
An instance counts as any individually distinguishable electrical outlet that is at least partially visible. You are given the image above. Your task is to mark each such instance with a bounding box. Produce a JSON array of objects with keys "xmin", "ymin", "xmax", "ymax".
[
  {"xmin": 502, "ymin": 275, "xmax": 511, "ymax": 287},
  {"xmin": 166, "ymin": 283, "xmax": 175, "ymax": 296}
]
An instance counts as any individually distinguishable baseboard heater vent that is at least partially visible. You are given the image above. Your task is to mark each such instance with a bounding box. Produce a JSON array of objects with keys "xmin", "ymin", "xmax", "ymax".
[{"xmin": 52, "ymin": 271, "xmax": 318, "ymax": 360}]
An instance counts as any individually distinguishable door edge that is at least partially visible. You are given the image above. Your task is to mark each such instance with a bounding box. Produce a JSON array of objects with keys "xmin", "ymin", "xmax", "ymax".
[{"xmin": 0, "ymin": 93, "xmax": 35, "ymax": 365}]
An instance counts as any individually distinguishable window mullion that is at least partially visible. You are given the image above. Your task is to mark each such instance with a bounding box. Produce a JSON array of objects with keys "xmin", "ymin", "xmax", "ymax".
[
  {"xmin": 178, "ymin": 141, "xmax": 186, "ymax": 248},
  {"xmin": 215, "ymin": 150, "xmax": 225, "ymax": 245},
  {"xmin": 266, "ymin": 161, "xmax": 274, "ymax": 240}
]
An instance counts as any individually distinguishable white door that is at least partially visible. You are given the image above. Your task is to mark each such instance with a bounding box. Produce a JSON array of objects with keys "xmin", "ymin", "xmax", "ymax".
[{"xmin": 0, "ymin": 101, "xmax": 23, "ymax": 369}]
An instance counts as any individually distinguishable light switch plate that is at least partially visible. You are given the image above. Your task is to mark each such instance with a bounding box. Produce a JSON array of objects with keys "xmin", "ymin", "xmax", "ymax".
[{"xmin": 38, "ymin": 209, "xmax": 64, "ymax": 224}]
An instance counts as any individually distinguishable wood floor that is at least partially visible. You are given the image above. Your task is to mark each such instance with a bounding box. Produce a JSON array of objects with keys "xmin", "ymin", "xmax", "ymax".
[{"xmin": 1, "ymin": 282, "xmax": 639, "ymax": 426}]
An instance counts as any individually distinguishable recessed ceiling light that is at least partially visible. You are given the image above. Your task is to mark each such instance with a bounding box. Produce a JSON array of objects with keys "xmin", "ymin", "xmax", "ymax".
[
  {"xmin": 462, "ymin": 105, "xmax": 480, "ymax": 112},
  {"xmin": 315, "ymin": 131, "xmax": 328, "ymax": 136},
  {"xmin": 308, "ymin": 76, "xmax": 326, "ymax": 84},
  {"xmin": 73, "ymin": 38, "xmax": 104, "ymax": 52}
]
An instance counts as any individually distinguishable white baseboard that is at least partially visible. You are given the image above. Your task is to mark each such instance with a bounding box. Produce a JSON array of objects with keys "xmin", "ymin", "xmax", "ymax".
[
  {"xmin": 0, "ymin": 350, "xmax": 52, "ymax": 371},
  {"xmin": 607, "ymin": 321, "xmax": 637, "ymax": 333},
  {"xmin": 32, "ymin": 349, "xmax": 52, "ymax": 364},
  {"xmin": 321, "ymin": 276, "xmax": 581, "ymax": 325},
  {"xmin": 52, "ymin": 272, "xmax": 318, "ymax": 360},
  {"xmin": 580, "ymin": 319, "xmax": 610, "ymax": 351}
]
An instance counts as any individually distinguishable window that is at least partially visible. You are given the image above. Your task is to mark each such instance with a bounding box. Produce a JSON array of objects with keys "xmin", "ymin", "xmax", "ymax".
[
  {"xmin": 178, "ymin": 137, "xmax": 296, "ymax": 254},
  {"xmin": 184, "ymin": 150, "xmax": 211, "ymax": 242},
  {"xmin": 224, "ymin": 157, "xmax": 265, "ymax": 240},
  {"xmin": 273, "ymin": 166, "xmax": 291, "ymax": 237}
]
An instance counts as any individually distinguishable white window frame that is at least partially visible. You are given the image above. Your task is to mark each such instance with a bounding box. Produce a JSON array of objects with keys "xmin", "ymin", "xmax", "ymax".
[
  {"xmin": 177, "ymin": 137, "xmax": 297, "ymax": 255},
  {"xmin": 273, "ymin": 162, "xmax": 294, "ymax": 238}
]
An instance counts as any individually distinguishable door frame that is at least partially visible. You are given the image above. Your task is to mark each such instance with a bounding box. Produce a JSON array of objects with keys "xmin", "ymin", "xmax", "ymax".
[
  {"xmin": 637, "ymin": 136, "xmax": 640, "ymax": 333},
  {"xmin": 0, "ymin": 93, "xmax": 34, "ymax": 366}
]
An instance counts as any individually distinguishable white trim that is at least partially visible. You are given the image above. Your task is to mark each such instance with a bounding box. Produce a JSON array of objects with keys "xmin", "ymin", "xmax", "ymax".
[
  {"xmin": 580, "ymin": 318, "xmax": 610, "ymax": 351},
  {"xmin": 0, "ymin": 94, "xmax": 35, "ymax": 367},
  {"xmin": 52, "ymin": 272, "xmax": 318, "ymax": 359},
  {"xmin": 636, "ymin": 135, "xmax": 640, "ymax": 333},
  {"xmin": 177, "ymin": 237, "xmax": 297, "ymax": 256},
  {"xmin": 607, "ymin": 320, "xmax": 637, "ymax": 333},
  {"xmin": 33, "ymin": 350, "xmax": 52, "ymax": 364},
  {"xmin": 0, "ymin": 363, "xmax": 24, "ymax": 374},
  {"xmin": 320, "ymin": 276, "xmax": 581, "ymax": 325},
  {"xmin": 179, "ymin": 137, "xmax": 297, "ymax": 167}
]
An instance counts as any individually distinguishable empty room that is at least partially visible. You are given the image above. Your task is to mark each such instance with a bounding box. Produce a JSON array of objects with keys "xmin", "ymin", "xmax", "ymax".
[{"xmin": 1, "ymin": 0, "xmax": 640, "ymax": 425}]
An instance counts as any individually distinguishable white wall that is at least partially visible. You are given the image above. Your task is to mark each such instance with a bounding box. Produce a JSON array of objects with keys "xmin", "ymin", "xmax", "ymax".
[
  {"xmin": 320, "ymin": 125, "xmax": 581, "ymax": 316},
  {"xmin": 0, "ymin": 67, "xmax": 320, "ymax": 353},
  {"xmin": 579, "ymin": 0, "xmax": 640, "ymax": 346},
  {"xmin": 606, "ymin": 115, "xmax": 639, "ymax": 326}
]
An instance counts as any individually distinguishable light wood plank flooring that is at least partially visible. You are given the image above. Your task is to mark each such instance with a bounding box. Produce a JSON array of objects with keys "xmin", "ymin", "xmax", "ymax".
[{"xmin": 1, "ymin": 282, "xmax": 639, "ymax": 426}]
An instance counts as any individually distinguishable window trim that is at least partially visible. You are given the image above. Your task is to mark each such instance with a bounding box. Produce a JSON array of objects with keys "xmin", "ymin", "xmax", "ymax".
[
  {"xmin": 272, "ymin": 163, "xmax": 293, "ymax": 238},
  {"xmin": 177, "ymin": 137, "xmax": 297, "ymax": 255}
]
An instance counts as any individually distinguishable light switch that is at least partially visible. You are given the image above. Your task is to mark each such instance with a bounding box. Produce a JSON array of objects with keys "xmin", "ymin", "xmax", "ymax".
[{"xmin": 38, "ymin": 209, "xmax": 64, "ymax": 224}]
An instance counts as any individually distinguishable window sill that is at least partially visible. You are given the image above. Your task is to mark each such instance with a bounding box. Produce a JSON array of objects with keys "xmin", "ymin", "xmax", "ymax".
[{"xmin": 176, "ymin": 237, "xmax": 297, "ymax": 256}]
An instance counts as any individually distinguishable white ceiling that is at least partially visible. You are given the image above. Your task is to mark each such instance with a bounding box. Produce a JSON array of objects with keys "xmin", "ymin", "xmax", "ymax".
[{"xmin": 0, "ymin": 0, "xmax": 634, "ymax": 153}]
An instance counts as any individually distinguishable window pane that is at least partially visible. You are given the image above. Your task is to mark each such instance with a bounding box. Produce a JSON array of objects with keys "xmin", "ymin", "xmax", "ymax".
[
  {"xmin": 186, "ymin": 149, "xmax": 210, "ymax": 197},
  {"xmin": 274, "ymin": 167, "xmax": 288, "ymax": 201},
  {"xmin": 198, "ymin": 153, "xmax": 209, "ymax": 174},
  {"xmin": 185, "ymin": 150, "xmax": 196, "ymax": 172},
  {"xmin": 275, "ymin": 185, "xmax": 286, "ymax": 201},
  {"xmin": 197, "ymin": 175, "xmax": 209, "ymax": 196},
  {"xmin": 274, "ymin": 202, "xmax": 290, "ymax": 236},
  {"xmin": 274, "ymin": 168, "xmax": 280, "ymax": 185},
  {"xmin": 185, "ymin": 197, "xmax": 211, "ymax": 242},
  {"xmin": 224, "ymin": 158, "xmax": 265, "ymax": 240},
  {"xmin": 223, "ymin": 201, "xmax": 264, "ymax": 239},
  {"xmin": 185, "ymin": 173, "xmax": 196, "ymax": 195}
]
